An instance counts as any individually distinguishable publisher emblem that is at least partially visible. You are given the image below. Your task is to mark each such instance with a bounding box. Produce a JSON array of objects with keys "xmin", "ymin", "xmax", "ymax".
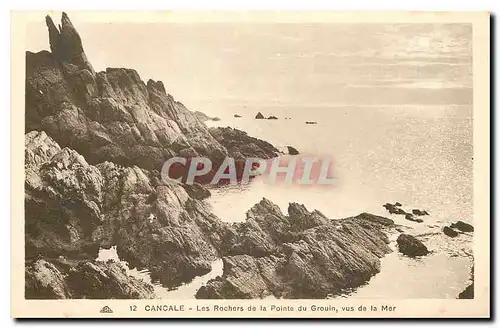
[{"xmin": 100, "ymin": 306, "xmax": 113, "ymax": 314}]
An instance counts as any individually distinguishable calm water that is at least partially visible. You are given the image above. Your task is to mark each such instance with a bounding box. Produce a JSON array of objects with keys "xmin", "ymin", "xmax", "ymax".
[{"xmin": 205, "ymin": 105, "xmax": 473, "ymax": 299}]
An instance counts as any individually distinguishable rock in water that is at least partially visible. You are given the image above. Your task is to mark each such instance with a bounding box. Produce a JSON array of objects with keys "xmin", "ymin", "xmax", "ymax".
[
  {"xmin": 450, "ymin": 221, "xmax": 474, "ymax": 232},
  {"xmin": 458, "ymin": 284, "xmax": 474, "ymax": 299},
  {"xmin": 267, "ymin": 115, "xmax": 278, "ymax": 120},
  {"xmin": 196, "ymin": 199, "xmax": 395, "ymax": 299},
  {"xmin": 383, "ymin": 203, "xmax": 406, "ymax": 215},
  {"xmin": 443, "ymin": 226, "xmax": 459, "ymax": 237},
  {"xmin": 234, "ymin": 114, "xmax": 242, "ymax": 118},
  {"xmin": 405, "ymin": 213, "xmax": 423, "ymax": 223},
  {"xmin": 286, "ymin": 146, "xmax": 299, "ymax": 155},
  {"xmin": 255, "ymin": 112, "xmax": 265, "ymax": 119},
  {"xmin": 458, "ymin": 266, "xmax": 474, "ymax": 299},
  {"xmin": 396, "ymin": 234, "xmax": 429, "ymax": 257},
  {"xmin": 209, "ymin": 127, "xmax": 279, "ymax": 160},
  {"xmin": 412, "ymin": 209, "xmax": 429, "ymax": 216}
]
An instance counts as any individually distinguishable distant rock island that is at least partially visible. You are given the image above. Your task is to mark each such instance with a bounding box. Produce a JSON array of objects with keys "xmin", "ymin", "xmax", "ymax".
[
  {"xmin": 255, "ymin": 112, "xmax": 279, "ymax": 120},
  {"xmin": 287, "ymin": 146, "xmax": 299, "ymax": 155}
]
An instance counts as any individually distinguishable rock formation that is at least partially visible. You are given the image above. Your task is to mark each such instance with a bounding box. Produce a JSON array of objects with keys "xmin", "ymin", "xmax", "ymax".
[
  {"xmin": 26, "ymin": 258, "xmax": 155, "ymax": 299},
  {"xmin": 24, "ymin": 12, "xmax": 408, "ymax": 300},
  {"xmin": 267, "ymin": 115, "xmax": 278, "ymax": 120},
  {"xmin": 443, "ymin": 226, "xmax": 459, "ymax": 237},
  {"xmin": 396, "ymin": 234, "xmax": 429, "ymax": 257},
  {"xmin": 28, "ymin": 13, "xmax": 229, "ymax": 172},
  {"xmin": 458, "ymin": 266, "xmax": 474, "ymax": 299},
  {"xmin": 383, "ymin": 203, "xmax": 427, "ymax": 223},
  {"xmin": 450, "ymin": 221, "xmax": 474, "ymax": 232},
  {"xmin": 287, "ymin": 146, "xmax": 299, "ymax": 155},
  {"xmin": 458, "ymin": 284, "xmax": 474, "ymax": 299},
  {"xmin": 405, "ymin": 213, "xmax": 423, "ymax": 223},
  {"xmin": 412, "ymin": 209, "xmax": 429, "ymax": 216},
  {"xmin": 383, "ymin": 203, "xmax": 406, "ymax": 215},
  {"xmin": 209, "ymin": 127, "xmax": 279, "ymax": 160},
  {"xmin": 255, "ymin": 112, "xmax": 265, "ymax": 119},
  {"xmin": 234, "ymin": 114, "xmax": 242, "ymax": 118},
  {"xmin": 196, "ymin": 199, "xmax": 395, "ymax": 299},
  {"xmin": 25, "ymin": 131, "xmax": 232, "ymax": 290}
]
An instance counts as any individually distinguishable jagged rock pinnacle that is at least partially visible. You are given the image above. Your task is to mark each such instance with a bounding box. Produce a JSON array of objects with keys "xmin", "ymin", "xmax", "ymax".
[{"xmin": 45, "ymin": 12, "xmax": 94, "ymax": 74}]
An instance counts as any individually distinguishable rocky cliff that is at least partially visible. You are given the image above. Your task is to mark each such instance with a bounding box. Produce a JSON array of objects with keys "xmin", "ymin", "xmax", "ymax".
[
  {"xmin": 27, "ymin": 13, "xmax": 228, "ymax": 172},
  {"xmin": 197, "ymin": 199, "xmax": 394, "ymax": 299},
  {"xmin": 25, "ymin": 130, "xmax": 232, "ymax": 291},
  {"xmin": 24, "ymin": 12, "xmax": 283, "ymax": 297},
  {"xmin": 25, "ymin": 13, "xmax": 398, "ymax": 299}
]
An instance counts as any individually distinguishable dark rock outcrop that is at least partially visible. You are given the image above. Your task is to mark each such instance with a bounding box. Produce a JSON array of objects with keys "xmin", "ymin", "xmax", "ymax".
[
  {"xmin": 305, "ymin": 121, "xmax": 317, "ymax": 125},
  {"xmin": 405, "ymin": 213, "xmax": 423, "ymax": 223},
  {"xmin": 412, "ymin": 209, "xmax": 429, "ymax": 216},
  {"xmin": 458, "ymin": 284, "xmax": 474, "ymax": 299},
  {"xmin": 196, "ymin": 199, "xmax": 394, "ymax": 299},
  {"xmin": 383, "ymin": 203, "xmax": 426, "ymax": 222},
  {"xmin": 25, "ymin": 258, "xmax": 155, "ymax": 299},
  {"xmin": 267, "ymin": 116, "xmax": 278, "ymax": 120},
  {"xmin": 46, "ymin": 13, "xmax": 95, "ymax": 74},
  {"xmin": 287, "ymin": 146, "xmax": 299, "ymax": 155},
  {"xmin": 443, "ymin": 226, "xmax": 459, "ymax": 237},
  {"xmin": 182, "ymin": 182, "xmax": 211, "ymax": 200},
  {"xmin": 209, "ymin": 127, "xmax": 279, "ymax": 160},
  {"xmin": 25, "ymin": 13, "xmax": 294, "ymax": 299},
  {"xmin": 28, "ymin": 14, "xmax": 228, "ymax": 172},
  {"xmin": 25, "ymin": 131, "xmax": 232, "ymax": 291},
  {"xmin": 255, "ymin": 112, "xmax": 264, "ymax": 119},
  {"xmin": 458, "ymin": 266, "xmax": 474, "ymax": 299},
  {"xmin": 234, "ymin": 114, "xmax": 242, "ymax": 118},
  {"xmin": 450, "ymin": 221, "xmax": 474, "ymax": 232},
  {"xmin": 396, "ymin": 234, "xmax": 429, "ymax": 257},
  {"xmin": 383, "ymin": 203, "xmax": 406, "ymax": 215}
]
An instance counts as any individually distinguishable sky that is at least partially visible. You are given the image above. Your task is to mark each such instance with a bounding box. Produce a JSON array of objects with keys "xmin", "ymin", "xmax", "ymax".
[{"xmin": 25, "ymin": 13, "xmax": 472, "ymax": 116}]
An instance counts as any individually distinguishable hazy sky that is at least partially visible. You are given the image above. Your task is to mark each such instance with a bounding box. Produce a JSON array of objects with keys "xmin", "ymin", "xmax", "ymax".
[{"xmin": 26, "ymin": 13, "xmax": 472, "ymax": 115}]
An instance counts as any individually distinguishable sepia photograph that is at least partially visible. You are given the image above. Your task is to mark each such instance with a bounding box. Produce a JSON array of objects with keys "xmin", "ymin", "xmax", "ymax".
[{"xmin": 11, "ymin": 10, "xmax": 490, "ymax": 318}]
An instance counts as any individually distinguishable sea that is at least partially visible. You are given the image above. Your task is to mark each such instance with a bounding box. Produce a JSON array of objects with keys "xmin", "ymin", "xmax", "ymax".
[{"xmin": 97, "ymin": 104, "xmax": 474, "ymax": 299}]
